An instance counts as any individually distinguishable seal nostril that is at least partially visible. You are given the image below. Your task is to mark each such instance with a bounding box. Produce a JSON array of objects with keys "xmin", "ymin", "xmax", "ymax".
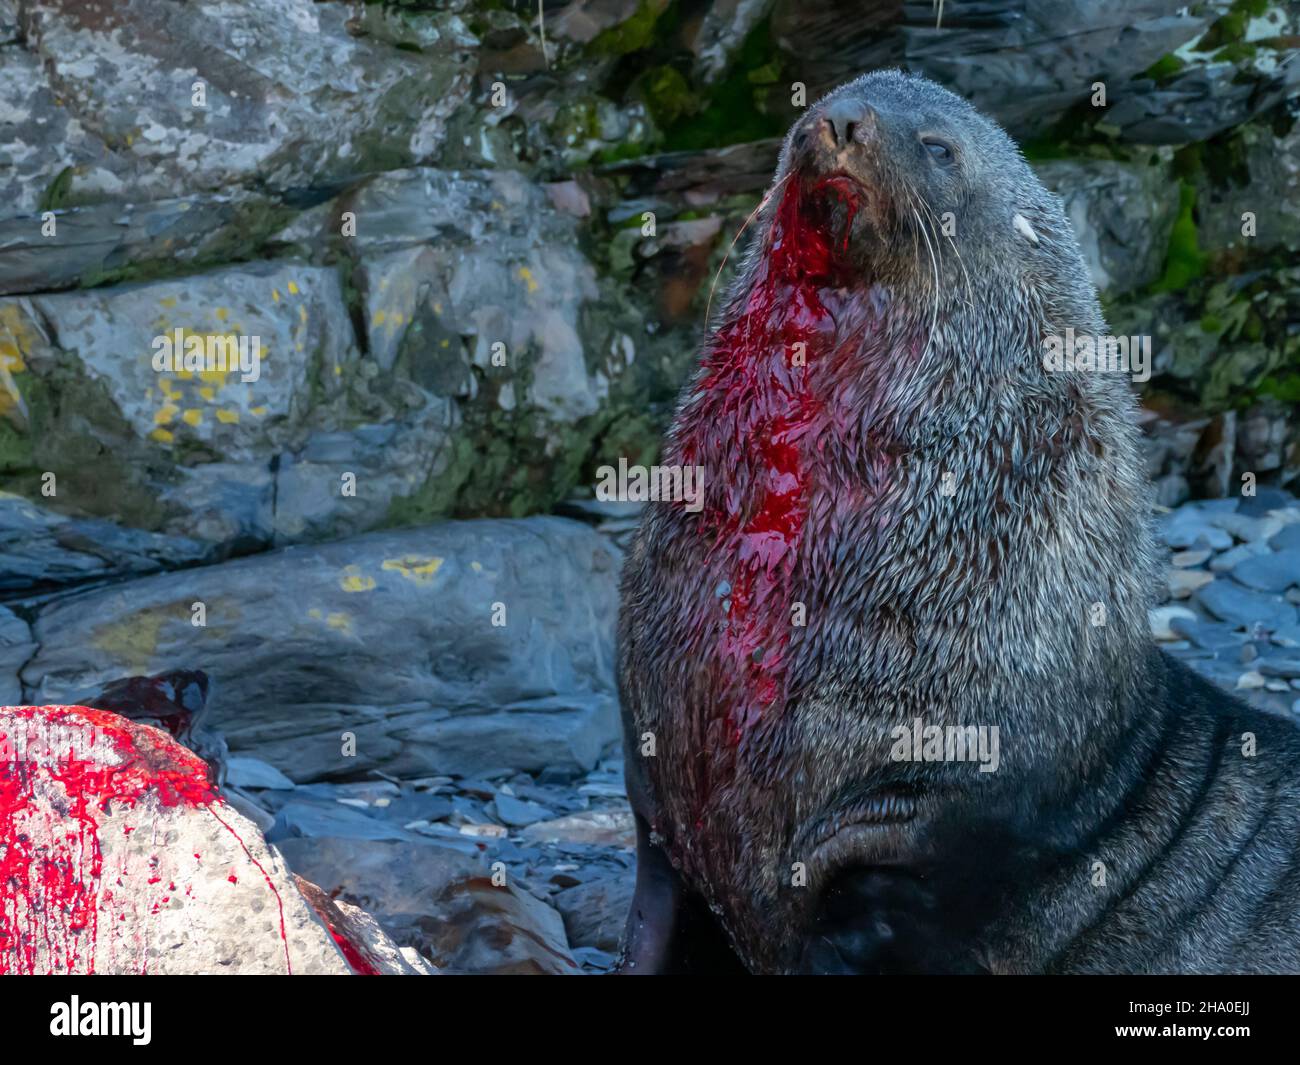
[{"xmin": 823, "ymin": 98, "xmax": 874, "ymax": 146}]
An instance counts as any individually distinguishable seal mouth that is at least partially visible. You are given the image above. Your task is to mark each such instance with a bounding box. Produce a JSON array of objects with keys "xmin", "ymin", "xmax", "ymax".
[
  {"xmin": 783, "ymin": 169, "xmax": 866, "ymax": 264},
  {"xmin": 810, "ymin": 171, "xmax": 867, "ymax": 198}
]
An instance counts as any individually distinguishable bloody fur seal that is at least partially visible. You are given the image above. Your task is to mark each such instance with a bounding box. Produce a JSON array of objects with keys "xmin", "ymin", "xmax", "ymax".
[{"xmin": 615, "ymin": 71, "xmax": 1300, "ymax": 974}]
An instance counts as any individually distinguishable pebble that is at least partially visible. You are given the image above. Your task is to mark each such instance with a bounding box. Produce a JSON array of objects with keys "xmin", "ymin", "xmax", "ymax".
[
  {"xmin": 1149, "ymin": 605, "xmax": 1198, "ymax": 641},
  {"xmin": 1259, "ymin": 659, "xmax": 1300, "ymax": 679},
  {"xmin": 1171, "ymin": 549, "xmax": 1212, "ymax": 568},
  {"xmin": 1209, "ymin": 542, "xmax": 1271, "ymax": 572},
  {"xmin": 1270, "ymin": 524, "xmax": 1300, "ymax": 552},
  {"xmin": 493, "ymin": 793, "xmax": 557, "ymax": 827},
  {"xmin": 1208, "ymin": 512, "xmax": 1283, "ymax": 543},
  {"xmin": 1168, "ymin": 568, "xmax": 1213, "ymax": 598},
  {"xmin": 1160, "ymin": 515, "xmax": 1233, "ymax": 551},
  {"xmin": 1273, "ymin": 624, "xmax": 1300, "ymax": 649},
  {"xmin": 1198, "ymin": 580, "xmax": 1297, "ymax": 631},
  {"xmin": 1230, "ymin": 549, "xmax": 1300, "ymax": 594},
  {"xmin": 459, "ymin": 822, "xmax": 509, "ymax": 839}
]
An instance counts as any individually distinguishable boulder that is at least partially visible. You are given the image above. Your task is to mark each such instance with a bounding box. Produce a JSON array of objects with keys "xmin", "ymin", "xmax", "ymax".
[
  {"xmin": 0, "ymin": 494, "xmax": 213, "ymax": 597},
  {"xmin": 770, "ymin": 0, "xmax": 1211, "ymax": 139},
  {"xmin": 7, "ymin": 0, "xmax": 475, "ymax": 217},
  {"xmin": 1037, "ymin": 160, "xmax": 1180, "ymax": 296},
  {"xmin": 0, "ymin": 606, "xmax": 34, "ymax": 703},
  {"xmin": 0, "ymin": 702, "xmax": 356, "ymax": 974},
  {"xmin": 22, "ymin": 517, "xmax": 623, "ymax": 780},
  {"xmin": 0, "ymin": 194, "xmax": 287, "ymax": 298}
]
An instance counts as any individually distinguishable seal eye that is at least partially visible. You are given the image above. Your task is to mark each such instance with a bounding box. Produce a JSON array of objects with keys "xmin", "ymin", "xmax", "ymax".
[{"xmin": 922, "ymin": 138, "xmax": 954, "ymax": 164}]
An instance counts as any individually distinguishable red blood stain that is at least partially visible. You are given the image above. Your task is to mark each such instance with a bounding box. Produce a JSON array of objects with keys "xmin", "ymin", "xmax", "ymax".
[
  {"xmin": 206, "ymin": 807, "xmax": 293, "ymax": 975},
  {"xmin": 0, "ymin": 705, "xmax": 292, "ymax": 975},
  {"xmin": 328, "ymin": 925, "xmax": 381, "ymax": 976},
  {"xmin": 674, "ymin": 176, "xmax": 863, "ymax": 750}
]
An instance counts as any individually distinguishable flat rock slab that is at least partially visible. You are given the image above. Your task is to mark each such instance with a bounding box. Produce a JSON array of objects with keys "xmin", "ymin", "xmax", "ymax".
[
  {"xmin": 23, "ymin": 517, "xmax": 622, "ymax": 780},
  {"xmin": 0, "ymin": 703, "xmax": 352, "ymax": 974}
]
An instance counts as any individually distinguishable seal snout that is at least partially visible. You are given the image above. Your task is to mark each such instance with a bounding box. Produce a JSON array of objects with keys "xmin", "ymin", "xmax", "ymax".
[{"xmin": 820, "ymin": 97, "xmax": 877, "ymax": 148}]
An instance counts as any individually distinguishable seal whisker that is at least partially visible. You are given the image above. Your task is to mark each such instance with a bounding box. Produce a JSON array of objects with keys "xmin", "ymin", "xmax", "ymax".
[
  {"xmin": 911, "ymin": 205, "xmax": 941, "ymax": 362},
  {"xmin": 907, "ymin": 179, "xmax": 975, "ymax": 313},
  {"xmin": 704, "ymin": 171, "xmax": 795, "ymax": 332}
]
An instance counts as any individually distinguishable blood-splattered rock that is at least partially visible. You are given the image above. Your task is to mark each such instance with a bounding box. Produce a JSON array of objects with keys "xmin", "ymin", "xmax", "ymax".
[{"xmin": 0, "ymin": 703, "xmax": 415, "ymax": 975}]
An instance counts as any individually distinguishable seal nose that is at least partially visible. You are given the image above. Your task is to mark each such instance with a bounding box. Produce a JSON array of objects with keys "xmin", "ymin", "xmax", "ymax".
[{"xmin": 822, "ymin": 98, "xmax": 874, "ymax": 146}]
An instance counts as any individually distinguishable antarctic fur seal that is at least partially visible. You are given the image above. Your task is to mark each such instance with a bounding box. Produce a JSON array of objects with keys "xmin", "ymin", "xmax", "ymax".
[{"xmin": 615, "ymin": 70, "xmax": 1300, "ymax": 974}]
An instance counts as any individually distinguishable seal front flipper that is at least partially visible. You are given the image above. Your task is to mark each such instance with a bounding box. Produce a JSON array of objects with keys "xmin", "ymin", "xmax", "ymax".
[
  {"xmin": 616, "ymin": 812, "xmax": 749, "ymax": 974},
  {"xmin": 615, "ymin": 697, "xmax": 747, "ymax": 974}
]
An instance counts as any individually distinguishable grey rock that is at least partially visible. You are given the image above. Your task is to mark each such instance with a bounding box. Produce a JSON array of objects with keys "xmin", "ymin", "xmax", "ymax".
[
  {"xmin": 1272, "ymin": 624, "xmax": 1300, "ymax": 650},
  {"xmin": 0, "ymin": 44, "xmax": 117, "ymax": 218},
  {"xmin": 523, "ymin": 808, "xmax": 635, "ymax": 848},
  {"xmin": 268, "ymin": 800, "xmax": 417, "ymax": 844},
  {"xmin": 0, "ymin": 494, "xmax": 213, "ymax": 596},
  {"xmin": 0, "ymin": 195, "xmax": 283, "ymax": 298},
  {"xmin": 492, "ymin": 792, "xmax": 556, "ymax": 828},
  {"xmin": 552, "ymin": 872, "xmax": 636, "ymax": 952},
  {"xmin": 772, "ymin": 0, "xmax": 1212, "ymax": 140},
  {"xmin": 22, "ymin": 517, "xmax": 622, "ymax": 780},
  {"xmin": 571, "ymin": 945, "xmax": 619, "ymax": 971},
  {"xmin": 1210, "ymin": 542, "xmax": 1272, "ymax": 573},
  {"xmin": 1037, "ymin": 159, "xmax": 1179, "ymax": 295},
  {"xmin": 9, "ymin": 0, "xmax": 474, "ymax": 217},
  {"xmin": 5, "ymin": 260, "xmax": 356, "ymax": 461},
  {"xmin": 1197, "ymin": 580, "xmax": 1298, "ymax": 632},
  {"xmin": 344, "ymin": 168, "xmax": 603, "ymax": 420},
  {"xmin": 1209, "ymin": 511, "xmax": 1284, "ymax": 543},
  {"xmin": 1108, "ymin": 67, "xmax": 1300, "ymax": 145},
  {"xmin": 1270, "ymin": 524, "xmax": 1300, "ymax": 552},
  {"xmin": 1199, "ymin": 120, "xmax": 1300, "ymax": 256},
  {"xmin": 1167, "ymin": 567, "xmax": 1213, "ymax": 599},
  {"xmin": 1159, "ymin": 512, "xmax": 1233, "ymax": 551},
  {"xmin": 1164, "ymin": 611, "xmax": 1242, "ymax": 652},
  {"xmin": 276, "ymin": 835, "xmax": 489, "ymax": 961},
  {"xmin": 383, "ymin": 793, "xmax": 456, "ymax": 826},
  {"xmin": 1259, "ymin": 660, "xmax": 1300, "ymax": 680},
  {"xmin": 226, "ymin": 755, "xmax": 296, "ymax": 791},
  {"xmin": 689, "ymin": 0, "xmax": 775, "ymax": 82},
  {"xmin": 1230, "ymin": 549, "xmax": 1300, "ymax": 595},
  {"xmin": 0, "ymin": 604, "xmax": 34, "ymax": 703}
]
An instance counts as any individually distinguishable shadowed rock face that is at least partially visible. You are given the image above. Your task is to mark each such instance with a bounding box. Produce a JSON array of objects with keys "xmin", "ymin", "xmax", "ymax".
[{"xmin": 0, "ymin": 701, "xmax": 426, "ymax": 974}]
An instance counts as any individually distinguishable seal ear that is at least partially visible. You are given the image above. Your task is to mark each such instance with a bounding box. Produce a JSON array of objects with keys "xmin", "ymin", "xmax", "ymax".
[{"xmin": 1012, "ymin": 212, "xmax": 1039, "ymax": 246}]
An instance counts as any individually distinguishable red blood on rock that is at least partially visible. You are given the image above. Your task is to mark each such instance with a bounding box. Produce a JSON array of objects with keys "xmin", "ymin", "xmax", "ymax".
[
  {"xmin": 329, "ymin": 925, "xmax": 382, "ymax": 977},
  {"xmin": 0, "ymin": 704, "xmax": 297, "ymax": 975}
]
